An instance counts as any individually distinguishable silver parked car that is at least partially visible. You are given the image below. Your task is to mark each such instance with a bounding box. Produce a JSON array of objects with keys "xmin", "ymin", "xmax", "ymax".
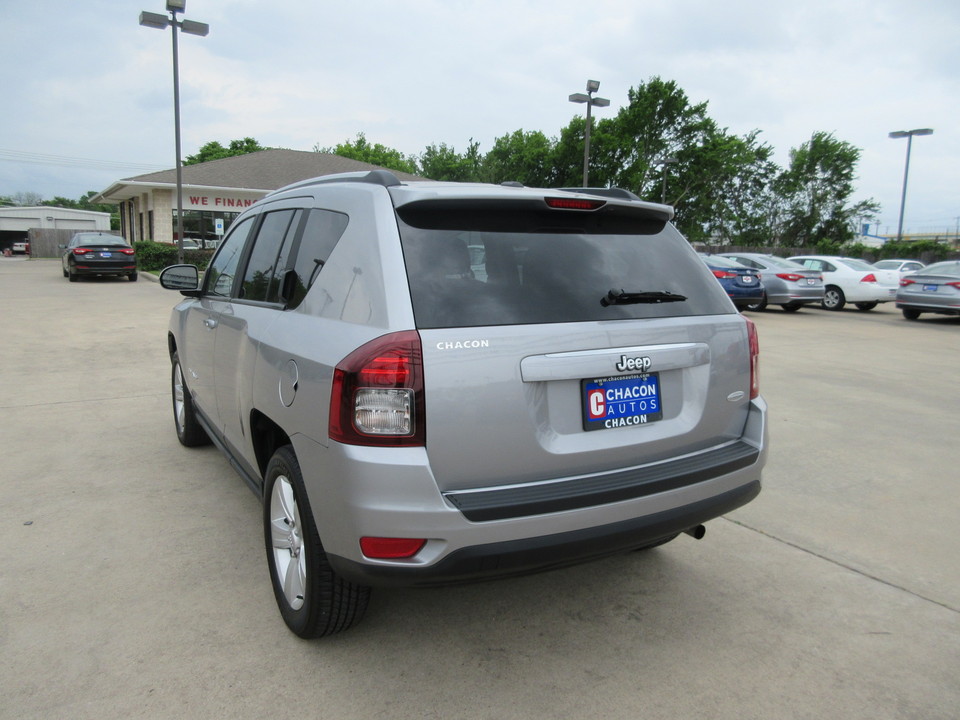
[
  {"xmin": 719, "ymin": 253, "xmax": 825, "ymax": 311},
  {"xmin": 895, "ymin": 260, "xmax": 960, "ymax": 320},
  {"xmin": 160, "ymin": 171, "xmax": 768, "ymax": 637}
]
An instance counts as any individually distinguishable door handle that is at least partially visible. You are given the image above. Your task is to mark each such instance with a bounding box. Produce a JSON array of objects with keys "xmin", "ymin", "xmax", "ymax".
[{"xmin": 204, "ymin": 318, "xmax": 218, "ymax": 329}]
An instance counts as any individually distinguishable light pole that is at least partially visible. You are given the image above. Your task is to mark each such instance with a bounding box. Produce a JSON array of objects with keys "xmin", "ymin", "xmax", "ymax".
[
  {"xmin": 569, "ymin": 80, "xmax": 610, "ymax": 187},
  {"xmin": 139, "ymin": 0, "xmax": 209, "ymax": 264},
  {"xmin": 888, "ymin": 128, "xmax": 933, "ymax": 243},
  {"xmin": 657, "ymin": 156, "xmax": 678, "ymax": 204}
]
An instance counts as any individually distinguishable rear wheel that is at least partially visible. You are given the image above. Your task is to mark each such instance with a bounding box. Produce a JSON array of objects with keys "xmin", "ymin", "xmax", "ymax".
[
  {"xmin": 822, "ymin": 286, "xmax": 845, "ymax": 311},
  {"xmin": 68, "ymin": 267, "xmax": 78, "ymax": 282},
  {"xmin": 855, "ymin": 301, "xmax": 877, "ymax": 311},
  {"xmin": 264, "ymin": 446, "xmax": 371, "ymax": 638},
  {"xmin": 129, "ymin": 271, "xmax": 139, "ymax": 282},
  {"xmin": 902, "ymin": 308, "xmax": 921, "ymax": 320},
  {"xmin": 745, "ymin": 294, "xmax": 768, "ymax": 312},
  {"xmin": 171, "ymin": 354, "xmax": 210, "ymax": 447},
  {"xmin": 781, "ymin": 303, "xmax": 803, "ymax": 313}
]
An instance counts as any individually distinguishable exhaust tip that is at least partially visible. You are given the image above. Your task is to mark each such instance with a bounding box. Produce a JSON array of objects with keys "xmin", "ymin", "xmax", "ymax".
[{"xmin": 683, "ymin": 524, "xmax": 706, "ymax": 540}]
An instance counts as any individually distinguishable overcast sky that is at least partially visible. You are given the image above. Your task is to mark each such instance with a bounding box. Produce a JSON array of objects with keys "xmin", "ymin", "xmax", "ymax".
[{"xmin": 2, "ymin": 0, "xmax": 957, "ymax": 235}]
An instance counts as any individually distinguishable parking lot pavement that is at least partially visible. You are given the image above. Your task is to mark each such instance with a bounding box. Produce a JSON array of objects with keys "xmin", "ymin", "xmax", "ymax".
[{"xmin": 2, "ymin": 260, "xmax": 958, "ymax": 720}]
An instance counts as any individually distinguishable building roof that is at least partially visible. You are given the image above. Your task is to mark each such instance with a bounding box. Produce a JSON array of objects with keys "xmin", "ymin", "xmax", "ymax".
[{"xmin": 92, "ymin": 148, "xmax": 423, "ymax": 203}]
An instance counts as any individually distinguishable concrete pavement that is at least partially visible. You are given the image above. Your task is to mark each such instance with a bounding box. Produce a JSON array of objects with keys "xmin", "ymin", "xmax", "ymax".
[{"xmin": 1, "ymin": 258, "xmax": 958, "ymax": 719}]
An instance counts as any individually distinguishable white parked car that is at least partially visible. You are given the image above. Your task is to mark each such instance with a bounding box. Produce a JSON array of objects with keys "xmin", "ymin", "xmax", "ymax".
[
  {"xmin": 873, "ymin": 259, "xmax": 925, "ymax": 277},
  {"xmin": 788, "ymin": 255, "xmax": 899, "ymax": 311}
]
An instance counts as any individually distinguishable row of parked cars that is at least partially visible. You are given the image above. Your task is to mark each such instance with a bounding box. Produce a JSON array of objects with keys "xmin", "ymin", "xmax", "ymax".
[{"xmin": 700, "ymin": 253, "xmax": 960, "ymax": 320}]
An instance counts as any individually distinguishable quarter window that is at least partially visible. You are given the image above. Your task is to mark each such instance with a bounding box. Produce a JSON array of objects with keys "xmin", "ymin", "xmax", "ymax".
[{"xmin": 286, "ymin": 209, "xmax": 350, "ymax": 309}]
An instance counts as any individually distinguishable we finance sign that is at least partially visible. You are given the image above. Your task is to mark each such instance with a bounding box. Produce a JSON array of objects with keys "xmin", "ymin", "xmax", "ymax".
[{"xmin": 185, "ymin": 194, "xmax": 259, "ymax": 210}]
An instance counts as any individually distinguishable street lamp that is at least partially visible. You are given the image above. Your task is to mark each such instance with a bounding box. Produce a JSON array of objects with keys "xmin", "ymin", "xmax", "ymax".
[
  {"xmin": 139, "ymin": 1, "xmax": 209, "ymax": 264},
  {"xmin": 888, "ymin": 128, "xmax": 933, "ymax": 243},
  {"xmin": 569, "ymin": 80, "xmax": 610, "ymax": 187},
  {"xmin": 657, "ymin": 156, "xmax": 678, "ymax": 204}
]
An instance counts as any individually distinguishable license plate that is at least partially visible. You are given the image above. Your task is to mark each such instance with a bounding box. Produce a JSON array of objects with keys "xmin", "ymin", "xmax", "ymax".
[
  {"xmin": 742, "ymin": 276, "xmax": 754, "ymax": 283},
  {"xmin": 806, "ymin": 278, "xmax": 816, "ymax": 285},
  {"xmin": 100, "ymin": 252, "xmax": 112, "ymax": 258},
  {"xmin": 582, "ymin": 373, "xmax": 663, "ymax": 431},
  {"xmin": 923, "ymin": 284, "xmax": 938, "ymax": 292}
]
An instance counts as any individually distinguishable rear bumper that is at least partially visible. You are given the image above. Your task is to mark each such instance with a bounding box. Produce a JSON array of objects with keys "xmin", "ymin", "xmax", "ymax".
[
  {"xmin": 328, "ymin": 480, "xmax": 760, "ymax": 587},
  {"xmin": 299, "ymin": 397, "xmax": 768, "ymax": 588}
]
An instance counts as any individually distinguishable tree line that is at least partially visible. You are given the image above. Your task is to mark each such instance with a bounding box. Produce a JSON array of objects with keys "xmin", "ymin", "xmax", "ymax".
[{"xmin": 6, "ymin": 78, "xmax": 879, "ymax": 247}]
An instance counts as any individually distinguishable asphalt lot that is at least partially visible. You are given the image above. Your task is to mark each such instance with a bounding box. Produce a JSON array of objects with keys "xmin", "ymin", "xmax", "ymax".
[{"xmin": 2, "ymin": 257, "xmax": 958, "ymax": 720}]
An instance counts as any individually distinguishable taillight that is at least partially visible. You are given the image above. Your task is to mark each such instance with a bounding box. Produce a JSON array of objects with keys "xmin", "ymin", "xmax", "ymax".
[
  {"xmin": 329, "ymin": 331, "xmax": 425, "ymax": 446},
  {"xmin": 73, "ymin": 248, "xmax": 91, "ymax": 255},
  {"xmin": 712, "ymin": 270, "xmax": 737, "ymax": 279},
  {"xmin": 860, "ymin": 273, "xmax": 877, "ymax": 283},
  {"xmin": 776, "ymin": 273, "xmax": 804, "ymax": 282},
  {"xmin": 947, "ymin": 282, "xmax": 960, "ymax": 290},
  {"xmin": 360, "ymin": 537, "xmax": 426, "ymax": 559},
  {"xmin": 745, "ymin": 317, "xmax": 760, "ymax": 400},
  {"xmin": 120, "ymin": 248, "xmax": 135, "ymax": 255},
  {"xmin": 900, "ymin": 278, "xmax": 916, "ymax": 286}
]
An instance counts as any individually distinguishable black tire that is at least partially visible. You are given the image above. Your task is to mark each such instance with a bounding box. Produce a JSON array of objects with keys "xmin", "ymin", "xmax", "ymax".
[
  {"xmin": 781, "ymin": 303, "xmax": 803, "ymax": 313},
  {"xmin": 129, "ymin": 271, "xmax": 139, "ymax": 282},
  {"xmin": 855, "ymin": 301, "xmax": 877, "ymax": 311},
  {"xmin": 902, "ymin": 308, "xmax": 921, "ymax": 320},
  {"xmin": 745, "ymin": 294, "xmax": 768, "ymax": 312},
  {"xmin": 171, "ymin": 353, "xmax": 210, "ymax": 447},
  {"xmin": 68, "ymin": 268, "xmax": 78, "ymax": 282},
  {"xmin": 62, "ymin": 266, "xmax": 68, "ymax": 278},
  {"xmin": 821, "ymin": 286, "xmax": 846, "ymax": 311},
  {"xmin": 263, "ymin": 446, "xmax": 371, "ymax": 638}
]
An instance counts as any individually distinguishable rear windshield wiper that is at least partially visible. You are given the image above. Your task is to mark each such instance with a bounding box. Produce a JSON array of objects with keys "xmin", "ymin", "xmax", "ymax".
[{"xmin": 600, "ymin": 288, "xmax": 688, "ymax": 306}]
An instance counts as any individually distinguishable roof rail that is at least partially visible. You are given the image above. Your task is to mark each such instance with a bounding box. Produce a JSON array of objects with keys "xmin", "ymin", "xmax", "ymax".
[
  {"xmin": 558, "ymin": 187, "xmax": 642, "ymax": 201},
  {"xmin": 268, "ymin": 169, "xmax": 403, "ymax": 197}
]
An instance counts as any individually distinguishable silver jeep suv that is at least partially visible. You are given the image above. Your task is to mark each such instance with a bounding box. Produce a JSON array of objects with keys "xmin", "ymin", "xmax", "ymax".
[{"xmin": 160, "ymin": 170, "xmax": 767, "ymax": 638}]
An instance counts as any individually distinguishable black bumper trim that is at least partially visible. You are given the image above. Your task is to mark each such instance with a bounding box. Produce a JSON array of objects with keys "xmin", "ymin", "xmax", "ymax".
[
  {"xmin": 328, "ymin": 480, "xmax": 761, "ymax": 588},
  {"xmin": 443, "ymin": 441, "xmax": 760, "ymax": 521}
]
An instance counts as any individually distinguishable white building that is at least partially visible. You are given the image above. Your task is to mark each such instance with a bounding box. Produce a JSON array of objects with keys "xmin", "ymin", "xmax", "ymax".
[
  {"xmin": 91, "ymin": 149, "xmax": 421, "ymax": 246},
  {"xmin": 0, "ymin": 206, "xmax": 111, "ymax": 254}
]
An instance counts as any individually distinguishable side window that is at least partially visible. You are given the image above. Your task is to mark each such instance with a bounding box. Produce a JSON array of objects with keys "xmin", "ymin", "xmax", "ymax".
[
  {"xmin": 822, "ymin": 262, "xmax": 836, "ymax": 272},
  {"xmin": 734, "ymin": 257, "xmax": 761, "ymax": 269},
  {"xmin": 206, "ymin": 217, "xmax": 254, "ymax": 297},
  {"xmin": 287, "ymin": 209, "xmax": 349, "ymax": 309},
  {"xmin": 240, "ymin": 209, "xmax": 301, "ymax": 303}
]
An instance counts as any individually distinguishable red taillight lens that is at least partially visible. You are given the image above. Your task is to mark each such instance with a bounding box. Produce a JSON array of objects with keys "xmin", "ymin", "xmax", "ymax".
[
  {"xmin": 329, "ymin": 331, "xmax": 425, "ymax": 446},
  {"xmin": 745, "ymin": 317, "xmax": 760, "ymax": 400},
  {"xmin": 712, "ymin": 269, "xmax": 737, "ymax": 279},
  {"xmin": 360, "ymin": 537, "xmax": 426, "ymax": 559},
  {"xmin": 776, "ymin": 273, "xmax": 804, "ymax": 282},
  {"xmin": 72, "ymin": 248, "xmax": 90, "ymax": 255},
  {"xmin": 900, "ymin": 278, "xmax": 916, "ymax": 286},
  {"xmin": 120, "ymin": 248, "xmax": 135, "ymax": 255},
  {"xmin": 947, "ymin": 282, "xmax": 960, "ymax": 290},
  {"xmin": 860, "ymin": 273, "xmax": 877, "ymax": 283},
  {"xmin": 545, "ymin": 197, "xmax": 606, "ymax": 210}
]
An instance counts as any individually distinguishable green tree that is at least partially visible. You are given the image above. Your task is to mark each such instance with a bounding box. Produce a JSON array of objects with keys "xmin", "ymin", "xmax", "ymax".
[
  {"xmin": 316, "ymin": 133, "xmax": 418, "ymax": 175},
  {"xmin": 775, "ymin": 132, "xmax": 877, "ymax": 245},
  {"xmin": 184, "ymin": 137, "xmax": 268, "ymax": 165},
  {"xmin": 481, "ymin": 130, "xmax": 555, "ymax": 186},
  {"xmin": 419, "ymin": 140, "xmax": 483, "ymax": 182}
]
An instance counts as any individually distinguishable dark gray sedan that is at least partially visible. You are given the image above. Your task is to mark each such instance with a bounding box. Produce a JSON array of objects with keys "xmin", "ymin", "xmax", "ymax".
[
  {"xmin": 895, "ymin": 260, "xmax": 960, "ymax": 320},
  {"xmin": 719, "ymin": 253, "xmax": 824, "ymax": 312},
  {"xmin": 60, "ymin": 232, "xmax": 138, "ymax": 283}
]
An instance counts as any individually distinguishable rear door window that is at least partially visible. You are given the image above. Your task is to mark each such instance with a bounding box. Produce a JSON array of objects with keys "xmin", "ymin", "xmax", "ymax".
[{"xmin": 239, "ymin": 209, "xmax": 302, "ymax": 303}]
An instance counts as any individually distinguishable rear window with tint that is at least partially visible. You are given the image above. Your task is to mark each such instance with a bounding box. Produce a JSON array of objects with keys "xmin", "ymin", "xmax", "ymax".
[{"xmin": 396, "ymin": 201, "xmax": 730, "ymax": 329}]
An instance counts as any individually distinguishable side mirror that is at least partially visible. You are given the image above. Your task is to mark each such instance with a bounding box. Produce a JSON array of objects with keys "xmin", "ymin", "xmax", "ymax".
[{"xmin": 160, "ymin": 264, "xmax": 202, "ymax": 296}]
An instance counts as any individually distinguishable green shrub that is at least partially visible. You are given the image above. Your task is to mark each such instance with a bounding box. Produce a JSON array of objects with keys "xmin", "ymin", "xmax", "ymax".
[{"xmin": 134, "ymin": 240, "xmax": 213, "ymax": 272}]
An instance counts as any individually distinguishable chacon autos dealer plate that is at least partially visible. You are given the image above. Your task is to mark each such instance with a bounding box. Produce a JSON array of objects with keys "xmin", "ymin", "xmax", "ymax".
[{"xmin": 582, "ymin": 373, "xmax": 663, "ymax": 431}]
